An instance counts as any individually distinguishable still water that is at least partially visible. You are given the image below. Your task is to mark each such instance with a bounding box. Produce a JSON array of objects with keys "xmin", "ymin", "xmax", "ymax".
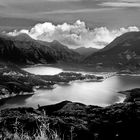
[
  {"xmin": 23, "ymin": 66, "xmax": 63, "ymax": 75},
  {"xmin": 1, "ymin": 66, "xmax": 140, "ymax": 109}
]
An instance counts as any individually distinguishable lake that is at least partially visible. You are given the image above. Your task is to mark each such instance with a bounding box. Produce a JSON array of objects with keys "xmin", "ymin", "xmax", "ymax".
[
  {"xmin": 23, "ymin": 66, "xmax": 63, "ymax": 75},
  {"xmin": 1, "ymin": 66, "xmax": 140, "ymax": 109}
]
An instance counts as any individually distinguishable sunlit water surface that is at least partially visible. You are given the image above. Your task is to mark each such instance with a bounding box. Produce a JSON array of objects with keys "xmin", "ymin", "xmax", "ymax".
[
  {"xmin": 1, "ymin": 66, "xmax": 140, "ymax": 109},
  {"xmin": 23, "ymin": 66, "xmax": 63, "ymax": 75}
]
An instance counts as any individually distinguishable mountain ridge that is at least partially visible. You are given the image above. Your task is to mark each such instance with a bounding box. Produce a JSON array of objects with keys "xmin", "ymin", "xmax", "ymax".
[
  {"xmin": 83, "ymin": 31, "xmax": 140, "ymax": 70},
  {"xmin": 0, "ymin": 33, "xmax": 80, "ymax": 65}
]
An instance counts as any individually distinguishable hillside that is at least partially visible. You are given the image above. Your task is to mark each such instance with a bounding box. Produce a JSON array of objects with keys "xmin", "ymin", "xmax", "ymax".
[
  {"xmin": 0, "ymin": 34, "xmax": 80, "ymax": 65},
  {"xmin": 1, "ymin": 88, "xmax": 140, "ymax": 140},
  {"xmin": 84, "ymin": 32, "xmax": 140, "ymax": 70},
  {"xmin": 73, "ymin": 47, "xmax": 99, "ymax": 56}
]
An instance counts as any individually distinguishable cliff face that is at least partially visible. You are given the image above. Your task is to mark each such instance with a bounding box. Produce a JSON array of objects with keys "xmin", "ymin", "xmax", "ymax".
[{"xmin": 1, "ymin": 89, "xmax": 140, "ymax": 140}]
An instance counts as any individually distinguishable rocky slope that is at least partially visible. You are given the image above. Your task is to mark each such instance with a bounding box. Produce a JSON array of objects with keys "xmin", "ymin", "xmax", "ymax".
[{"xmin": 84, "ymin": 32, "xmax": 140, "ymax": 70}]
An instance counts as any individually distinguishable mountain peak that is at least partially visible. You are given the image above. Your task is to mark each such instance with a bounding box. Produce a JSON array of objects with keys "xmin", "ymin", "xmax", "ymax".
[
  {"xmin": 83, "ymin": 31, "xmax": 140, "ymax": 69},
  {"xmin": 0, "ymin": 34, "xmax": 80, "ymax": 65},
  {"xmin": 0, "ymin": 33, "xmax": 33, "ymax": 42},
  {"xmin": 14, "ymin": 33, "xmax": 33, "ymax": 41}
]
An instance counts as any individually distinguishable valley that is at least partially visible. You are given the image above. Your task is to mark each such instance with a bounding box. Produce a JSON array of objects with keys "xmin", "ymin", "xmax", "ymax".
[
  {"xmin": 0, "ymin": 31, "xmax": 140, "ymax": 140},
  {"xmin": 1, "ymin": 0, "xmax": 140, "ymax": 139}
]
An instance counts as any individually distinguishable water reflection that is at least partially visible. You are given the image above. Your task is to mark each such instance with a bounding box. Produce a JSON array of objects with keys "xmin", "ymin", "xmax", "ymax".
[
  {"xmin": 1, "ymin": 67, "xmax": 140, "ymax": 109},
  {"xmin": 23, "ymin": 66, "xmax": 63, "ymax": 75},
  {"xmin": 21, "ymin": 75, "xmax": 140, "ymax": 107},
  {"xmin": 0, "ymin": 94, "xmax": 33, "ymax": 109}
]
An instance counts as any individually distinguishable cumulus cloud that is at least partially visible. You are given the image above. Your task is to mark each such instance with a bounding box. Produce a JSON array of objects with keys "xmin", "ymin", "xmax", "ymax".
[{"xmin": 7, "ymin": 20, "xmax": 139, "ymax": 49}]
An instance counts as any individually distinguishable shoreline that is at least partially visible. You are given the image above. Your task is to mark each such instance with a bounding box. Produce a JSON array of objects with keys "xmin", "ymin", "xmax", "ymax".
[
  {"xmin": 1, "ymin": 72, "xmax": 140, "ymax": 110},
  {"xmin": 22, "ymin": 64, "xmax": 140, "ymax": 79},
  {"xmin": 21, "ymin": 63, "xmax": 118, "ymax": 73},
  {"xmin": 0, "ymin": 88, "xmax": 137, "ymax": 111},
  {"xmin": 1, "ymin": 64, "xmax": 140, "ymax": 111},
  {"xmin": 0, "ymin": 89, "xmax": 139, "ymax": 139},
  {"xmin": 118, "ymin": 88, "xmax": 140, "ymax": 103},
  {"xmin": 21, "ymin": 63, "xmax": 140, "ymax": 74},
  {"xmin": 0, "ymin": 94, "xmax": 34, "ymax": 107}
]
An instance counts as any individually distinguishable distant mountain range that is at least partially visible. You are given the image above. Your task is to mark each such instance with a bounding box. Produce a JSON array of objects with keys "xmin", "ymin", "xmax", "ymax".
[
  {"xmin": 84, "ymin": 32, "xmax": 140, "ymax": 70},
  {"xmin": 73, "ymin": 47, "xmax": 99, "ymax": 56},
  {"xmin": 0, "ymin": 33, "xmax": 80, "ymax": 65},
  {"xmin": 0, "ymin": 32, "xmax": 140, "ymax": 70}
]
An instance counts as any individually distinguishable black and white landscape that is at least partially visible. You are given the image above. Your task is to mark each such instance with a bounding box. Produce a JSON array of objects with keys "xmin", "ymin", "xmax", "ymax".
[{"xmin": 0, "ymin": 0, "xmax": 140, "ymax": 140}]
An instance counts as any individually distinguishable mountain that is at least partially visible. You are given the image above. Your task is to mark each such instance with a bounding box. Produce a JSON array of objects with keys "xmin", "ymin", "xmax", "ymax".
[
  {"xmin": 83, "ymin": 32, "xmax": 140, "ymax": 69},
  {"xmin": 73, "ymin": 47, "xmax": 99, "ymax": 56},
  {"xmin": 0, "ymin": 33, "xmax": 80, "ymax": 65}
]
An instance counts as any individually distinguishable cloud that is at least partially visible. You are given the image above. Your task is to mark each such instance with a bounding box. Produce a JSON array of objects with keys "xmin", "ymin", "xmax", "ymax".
[
  {"xmin": 37, "ymin": 8, "xmax": 110, "ymax": 15},
  {"xmin": 99, "ymin": 1, "xmax": 140, "ymax": 7},
  {"xmin": 7, "ymin": 20, "xmax": 139, "ymax": 49},
  {"xmin": 121, "ymin": 0, "xmax": 140, "ymax": 2}
]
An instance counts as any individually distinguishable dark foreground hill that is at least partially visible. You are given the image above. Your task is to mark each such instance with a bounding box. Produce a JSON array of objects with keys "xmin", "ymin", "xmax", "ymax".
[
  {"xmin": 84, "ymin": 32, "xmax": 140, "ymax": 70},
  {"xmin": 0, "ymin": 34, "xmax": 80, "ymax": 65},
  {"xmin": 0, "ymin": 88, "xmax": 140, "ymax": 140}
]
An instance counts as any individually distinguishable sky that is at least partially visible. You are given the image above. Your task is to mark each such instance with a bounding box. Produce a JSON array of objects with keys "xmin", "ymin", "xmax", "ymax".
[
  {"xmin": 1, "ymin": 0, "xmax": 140, "ymax": 49},
  {"xmin": 1, "ymin": 0, "xmax": 140, "ymax": 28}
]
